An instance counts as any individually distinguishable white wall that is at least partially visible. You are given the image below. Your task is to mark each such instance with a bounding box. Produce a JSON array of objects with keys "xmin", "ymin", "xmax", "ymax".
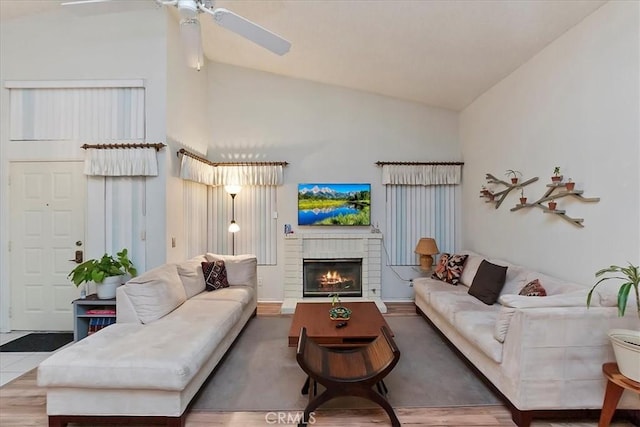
[
  {"xmin": 460, "ymin": 1, "xmax": 640, "ymax": 286},
  {"xmin": 165, "ymin": 12, "xmax": 210, "ymax": 264},
  {"xmin": 0, "ymin": 7, "xmax": 169, "ymax": 331},
  {"xmin": 207, "ymin": 63, "xmax": 461, "ymax": 301}
]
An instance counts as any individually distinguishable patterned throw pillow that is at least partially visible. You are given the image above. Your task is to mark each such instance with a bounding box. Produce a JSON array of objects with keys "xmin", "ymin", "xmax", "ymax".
[
  {"xmin": 201, "ymin": 261, "xmax": 229, "ymax": 291},
  {"xmin": 519, "ymin": 279, "xmax": 547, "ymax": 297},
  {"xmin": 431, "ymin": 253, "xmax": 469, "ymax": 285}
]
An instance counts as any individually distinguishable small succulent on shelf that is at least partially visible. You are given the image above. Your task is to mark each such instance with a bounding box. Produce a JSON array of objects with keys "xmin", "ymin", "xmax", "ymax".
[
  {"xmin": 519, "ymin": 188, "xmax": 527, "ymax": 205},
  {"xmin": 548, "ymin": 200, "xmax": 557, "ymax": 210},
  {"xmin": 551, "ymin": 166, "xmax": 563, "ymax": 183},
  {"xmin": 505, "ymin": 169, "xmax": 522, "ymax": 184},
  {"xmin": 565, "ymin": 178, "xmax": 575, "ymax": 191},
  {"xmin": 587, "ymin": 263, "xmax": 639, "ymax": 318}
]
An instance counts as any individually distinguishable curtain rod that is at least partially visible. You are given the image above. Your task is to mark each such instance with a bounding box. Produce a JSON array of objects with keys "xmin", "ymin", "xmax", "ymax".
[
  {"xmin": 375, "ymin": 161, "xmax": 464, "ymax": 166},
  {"xmin": 177, "ymin": 148, "xmax": 288, "ymax": 167},
  {"xmin": 82, "ymin": 143, "xmax": 166, "ymax": 151}
]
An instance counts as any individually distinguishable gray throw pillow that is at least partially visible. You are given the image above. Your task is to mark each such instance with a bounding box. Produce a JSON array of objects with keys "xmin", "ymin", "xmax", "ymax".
[{"xmin": 468, "ymin": 260, "xmax": 507, "ymax": 305}]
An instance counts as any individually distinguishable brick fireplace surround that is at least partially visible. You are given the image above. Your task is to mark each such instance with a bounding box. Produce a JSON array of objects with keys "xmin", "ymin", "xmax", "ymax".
[{"xmin": 282, "ymin": 233, "xmax": 386, "ymax": 314}]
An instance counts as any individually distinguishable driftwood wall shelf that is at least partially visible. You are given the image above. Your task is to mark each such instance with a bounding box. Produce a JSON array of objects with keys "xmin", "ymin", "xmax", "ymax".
[
  {"xmin": 481, "ymin": 172, "xmax": 600, "ymax": 228},
  {"xmin": 480, "ymin": 173, "xmax": 539, "ymax": 209}
]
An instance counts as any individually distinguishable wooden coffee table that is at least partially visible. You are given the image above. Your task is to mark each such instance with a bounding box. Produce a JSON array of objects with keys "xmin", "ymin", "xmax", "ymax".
[{"xmin": 288, "ymin": 301, "xmax": 393, "ymax": 348}]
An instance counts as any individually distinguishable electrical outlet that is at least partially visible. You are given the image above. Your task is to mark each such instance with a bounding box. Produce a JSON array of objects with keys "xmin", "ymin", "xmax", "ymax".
[
  {"xmin": 258, "ymin": 277, "xmax": 263, "ymax": 287},
  {"xmin": 171, "ymin": 237, "xmax": 176, "ymax": 248}
]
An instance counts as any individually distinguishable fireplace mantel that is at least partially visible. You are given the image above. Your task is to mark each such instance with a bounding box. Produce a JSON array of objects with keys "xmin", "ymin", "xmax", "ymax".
[{"xmin": 282, "ymin": 233, "xmax": 385, "ymax": 314}]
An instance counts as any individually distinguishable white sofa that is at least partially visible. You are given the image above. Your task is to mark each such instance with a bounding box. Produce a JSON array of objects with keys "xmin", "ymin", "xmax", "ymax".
[
  {"xmin": 413, "ymin": 250, "xmax": 640, "ymax": 427},
  {"xmin": 38, "ymin": 253, "xmax": 257, "ymax": 427}
]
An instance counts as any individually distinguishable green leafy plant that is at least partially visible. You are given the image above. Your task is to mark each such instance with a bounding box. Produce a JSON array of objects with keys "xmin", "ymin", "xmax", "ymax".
[
  {"xmin": 587, "ymin": 263, "xmax": 640, "ymax": 318},
  {"xmin": 553, "ymin": 166, "xmax": 561, "ymax": 176},
  {"xmin": 504, "ymin": 169, "xmax": 522, "ymax": 180},
  {"xmin": 68, "ymin": 249, "xmax": 137, "ymax": 287}
]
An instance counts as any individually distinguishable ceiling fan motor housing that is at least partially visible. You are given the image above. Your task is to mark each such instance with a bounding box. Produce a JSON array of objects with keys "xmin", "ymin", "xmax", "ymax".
[{"xmin": 177, "ymin": 0, "xmax": 199, "ymax": 19}]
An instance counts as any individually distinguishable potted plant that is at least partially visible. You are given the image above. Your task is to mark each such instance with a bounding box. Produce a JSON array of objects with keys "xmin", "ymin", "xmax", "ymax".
[
  {"xmin": 480, "ymin": 185, "xmax": 489, "ymax": 196},
  {"xmin": 519, "ymin": 188, "xmax": 527, "ymax": 205},
  {"xmin": 548, "ymin": 200, "xmax": 557, "ymax": 210},
  {"xmin": 565, "ymin": 178, "xmax": 575, "ymax": 192},
  {"xmin": 505, "ymin": 169, "xmax": 522, "ymax": 184},
  {"xmin": 551, "ymin": 166, "xmax": 563, "ymax": 183},
  {"xmin": 68, "ymin": 249, "xmax": 137, "ymax": 299},
  {"xmin": 587, "ymin": 263, "xmax": 640, "ymax": 381},
  {"xmin": 328, "ymin": 293, "xmax": 352, "ymax": 320}
]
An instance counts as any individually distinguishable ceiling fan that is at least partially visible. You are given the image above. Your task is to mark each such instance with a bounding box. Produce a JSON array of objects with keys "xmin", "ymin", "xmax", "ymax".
[{"xmin": 61, "ymin": 0, "xmax": 292, "ymax": 71}]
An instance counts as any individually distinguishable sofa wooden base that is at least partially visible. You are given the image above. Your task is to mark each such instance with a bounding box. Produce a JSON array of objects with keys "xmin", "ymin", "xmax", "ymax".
[
  {"xmin": 49, "ymin": 414, "xmax": 185, "ymax": 427},
  {"xmin": 415, "ymin": 305, "xmax": 635, "ymax": 427}
]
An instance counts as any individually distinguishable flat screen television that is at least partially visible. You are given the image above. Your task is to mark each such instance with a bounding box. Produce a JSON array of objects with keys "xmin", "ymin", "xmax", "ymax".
[{"xmin": 298, "ymin": 183, "xmax": 371, "ymax": 226}]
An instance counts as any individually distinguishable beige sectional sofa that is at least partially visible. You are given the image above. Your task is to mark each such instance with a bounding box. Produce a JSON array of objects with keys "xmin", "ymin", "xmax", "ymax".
[
  {"xmin": 413, "ymin": 250, "xmax": 639, "ymax": 427},
  {"xmin": 38, "ymin": 253, "xmax": 257, "ymax": 427}
]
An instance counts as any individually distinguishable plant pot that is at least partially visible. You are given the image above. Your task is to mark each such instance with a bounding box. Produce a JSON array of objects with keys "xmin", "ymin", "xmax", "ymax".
[
  {"xmin": 608, "ymin": 329, "xmax": 640, "ymax": 382},
  {"xmin": 548, "ymin": 202, "xmax": 557, "ymax": 210},
  {"xmin": 511, "ymin": 178, "xmax": 518, "ymax": 184},
  {"xmin": 519, "ymin": 198, "xmax": 527, "ymax": 205},
  {"xmin": 551, "ymin": 175, "xmax": 563, "ymax": 183},
  {"xmin": 329, "ymin": 306, "xmax": 352, "ymax": 321},
  {"xmin": 565, "ymin": 182, "xmax": 575, "ymax": 191},
  {"xmin": 96, "ymin": 275, "xmax": 123, "ymax": 299}
]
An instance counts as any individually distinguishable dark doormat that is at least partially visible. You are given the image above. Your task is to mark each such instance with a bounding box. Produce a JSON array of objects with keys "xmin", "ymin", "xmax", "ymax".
[{"xmin": 0, "ymin": 332, "xmax": 74, "ymax": 352}]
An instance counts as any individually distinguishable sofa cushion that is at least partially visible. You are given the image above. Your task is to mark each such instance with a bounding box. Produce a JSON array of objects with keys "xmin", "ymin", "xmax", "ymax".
[
  {"xmin": 454, "ymin": 310, "xmax": 503, "ymax": 363},
  {"xmin": 460, "ymin": 254, "xmax": 484, "ymax": 288},
  {"xmin": 38, "ymin": 300, "xmax": 243, "ymax": 391},
  {"xmin": 431, "ymin": 253, "xmax": 468, "ymax": 285},
  {"xmin": 493, "ymin": 306, "xmax": 516, "ymax": 343},
  {"xmin": 519, "ymin": 279, "xmax": 547, "ymax": 296},
  {"xmin": 122, "ymin": 264, "xmax": 187, "ymax": 324},
  {"xmin": 191, "ymin": 285, "xmax": 253, "ymax": 306},
  {"xmin": 202, "ymin": 261, "xmax": 229, "ymax": 291},
  {"xmin": 176, "ymin": 255, "xmax": 207, "ymax": 298},
  {"xmin": 205, "ymin": 253, "xmax": 257, "ymax": 286},
  {"xmin": 429, "ymin": 287, "xmax": 492, "ymax": 326},
  {"xmin": 468, "ymin": 260, "xmax": 507, "ymax": 305},
  {"xmin": 498, "ymin": 289, "xmax": 592, "ymax": 308}
]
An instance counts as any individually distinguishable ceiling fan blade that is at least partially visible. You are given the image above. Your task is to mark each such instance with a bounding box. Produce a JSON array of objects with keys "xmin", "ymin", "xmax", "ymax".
[
  {"xmin": 210, "ymin": 8, "xmax": 291, "ymax": 56},
  {"xmin": 61, "ymin": 0, "xmax": 157, "ymax": 15}
]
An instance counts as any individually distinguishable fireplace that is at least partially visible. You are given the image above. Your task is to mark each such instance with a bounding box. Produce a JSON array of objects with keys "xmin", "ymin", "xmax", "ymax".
[{"xmin": 303, "ymin": 258, "xmax": 363, "ymax": 297}]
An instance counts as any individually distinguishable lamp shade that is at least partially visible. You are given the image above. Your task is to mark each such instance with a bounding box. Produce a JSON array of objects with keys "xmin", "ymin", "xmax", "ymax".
[
  {"xmin": 224, "ymin": 185, "xmax": 242, "ymax": 195},
  {"xmin": 415, "ymin": 238, "xmax": 439, "ymax": 255},
  {"xmin": 228, "ymin": 220, "xmax": 240, "ymax": 233},
  {"xmin": 415, "ymin": 238, "xmax": 439, "ymax": 272}
]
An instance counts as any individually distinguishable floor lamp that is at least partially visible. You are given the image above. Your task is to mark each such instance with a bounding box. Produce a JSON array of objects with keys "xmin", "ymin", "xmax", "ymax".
[{"xmin": 225, "ymin": 185, "xmax": 241, "ymax": 255}]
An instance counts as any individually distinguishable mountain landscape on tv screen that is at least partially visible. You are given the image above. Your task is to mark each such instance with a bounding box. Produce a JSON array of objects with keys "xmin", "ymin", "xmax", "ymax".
[{"xmin": 298, "ymin": 183, "xmax": 371, "ymax": 226}]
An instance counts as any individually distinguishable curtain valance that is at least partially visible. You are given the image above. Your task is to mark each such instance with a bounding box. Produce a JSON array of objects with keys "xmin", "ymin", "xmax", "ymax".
[
  {"xmin": 381, "ymin": 164, "xmax": 462, "ymax": 185},
  {"xmin": 84, "ymin": 147, "xmax": 159, "ymax": 176},
  {"xmin": 179, "ymin": 150, "xmax": 285, "ymax": 186}
]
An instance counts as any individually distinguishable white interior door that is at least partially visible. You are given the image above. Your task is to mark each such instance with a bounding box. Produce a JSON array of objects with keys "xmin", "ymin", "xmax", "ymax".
[{"xmin": 9, "ymin": 161, "xmax": 86, "ymax": 331}]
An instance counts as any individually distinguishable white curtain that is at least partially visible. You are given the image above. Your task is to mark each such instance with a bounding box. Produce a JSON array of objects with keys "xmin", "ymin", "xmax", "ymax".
[
  {"xmin": 382, "ymin": 164, "xmax": 461, "ymax": 185},
  {"xmin": 179, "ymin": 156, "xmax": 284, "ymax": 187},
  {"xmin": 208, "ymin": 185, "xmax": 278, "ymax": 265},
  {"xmin": 183, "ymin": 180, "xmax": 209, "ymax": 258},
  {"xmin": 84, "ymin": 147, "xmax": 158, "ymax": 176},
  {"xmin": 382, "ymin": 164, "xmax": 462, "ymax": 266}
]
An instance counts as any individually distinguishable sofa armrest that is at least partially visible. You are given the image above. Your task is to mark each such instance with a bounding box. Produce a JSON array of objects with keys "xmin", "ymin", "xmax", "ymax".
[{"xmin": 501, "ymin": 305, "xmax": 639, "ymax": 407}]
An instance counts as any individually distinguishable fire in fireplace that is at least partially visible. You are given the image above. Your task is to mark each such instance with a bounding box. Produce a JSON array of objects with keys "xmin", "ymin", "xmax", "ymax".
[{"xmin": 303, "ymin": 258, "xmax": 363, "ymax": 297}]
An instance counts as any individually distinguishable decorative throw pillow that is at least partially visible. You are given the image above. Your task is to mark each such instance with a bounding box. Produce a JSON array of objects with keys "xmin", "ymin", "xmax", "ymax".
[
  {"xmin": 201, "ymin": 261, "xmax": 229, "ymax": 291},
  {"xmin": 468, "ymin": 260, "xmax": 508, "ymax": 305},
  {"xmin": 519, "ymin": 279, "xmax": 547, "ymax": 297},
  {"xmin": 431, "ymin": 253, "xmax": 469, "ymax": 285}
]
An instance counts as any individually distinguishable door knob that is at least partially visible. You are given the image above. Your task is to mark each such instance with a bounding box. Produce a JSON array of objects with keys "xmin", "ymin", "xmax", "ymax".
[{"xmin": 69, "ymin": 250, "xmax": 83, "ymax": 263}]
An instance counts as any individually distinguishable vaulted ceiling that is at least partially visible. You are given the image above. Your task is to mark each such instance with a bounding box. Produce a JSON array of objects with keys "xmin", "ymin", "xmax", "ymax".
[{"xmin": 1, "ymin": 0, "xmax": 607, "ymax": 111}]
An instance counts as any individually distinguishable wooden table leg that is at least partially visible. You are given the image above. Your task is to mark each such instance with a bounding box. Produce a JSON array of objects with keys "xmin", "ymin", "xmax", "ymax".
[{"xmin": 599, "ymin": 378, "xmax": 625, "ymax": 427}]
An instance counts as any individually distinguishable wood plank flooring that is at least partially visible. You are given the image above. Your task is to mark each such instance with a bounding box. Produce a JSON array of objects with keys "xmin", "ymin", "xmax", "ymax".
[{"xmin": 0, "ymin": 303, "xmax": 634, "ymax": 427}]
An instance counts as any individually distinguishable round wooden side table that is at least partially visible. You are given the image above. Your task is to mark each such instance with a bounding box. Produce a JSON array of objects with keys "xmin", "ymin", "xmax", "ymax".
[{"xmin": 598, "ymin": 362, "xmax": 640, "ymax": 427}]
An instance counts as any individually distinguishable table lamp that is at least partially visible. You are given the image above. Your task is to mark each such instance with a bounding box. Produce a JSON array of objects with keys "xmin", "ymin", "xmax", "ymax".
[{"xmin": 415, "ymin": 238, "xmax": 439, "ymax": 271}]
